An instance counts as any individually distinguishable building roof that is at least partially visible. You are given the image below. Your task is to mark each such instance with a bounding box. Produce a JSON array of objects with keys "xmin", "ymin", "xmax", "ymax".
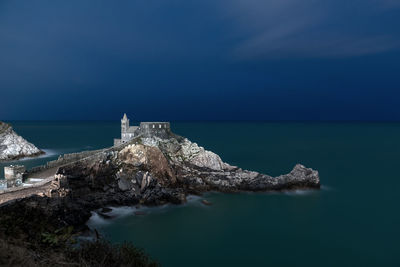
[{"xmin": 126, "ymin": 126, "xmax": 138, "ymax": 133}]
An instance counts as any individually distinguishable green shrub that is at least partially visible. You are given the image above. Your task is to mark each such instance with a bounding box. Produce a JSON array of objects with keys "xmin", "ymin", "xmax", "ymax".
[{"xmin": 67, "ymin": 239, "xmax": 159, "ymax": 267}]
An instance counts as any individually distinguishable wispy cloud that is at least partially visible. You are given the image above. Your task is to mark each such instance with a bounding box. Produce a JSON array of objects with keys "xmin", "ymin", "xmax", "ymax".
[
  {"xmin": 235, "ymin": 33, "xmax": 400, "ymax": 59},
  {"xmin": 219, "ymin": 0, "xmax": 400, "ymax": 59}
]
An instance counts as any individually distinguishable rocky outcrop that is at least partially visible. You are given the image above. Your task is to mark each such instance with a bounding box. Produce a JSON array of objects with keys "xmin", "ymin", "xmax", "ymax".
[
  {"xmin": 0, "ymin": 129, "xmax": 320, "ymax": 226},
  {"xmin": 0, "ymin": 122, "xmax": 44, "ymax": 161},
  {"xmin": 50, "ymin": 133, "xmax": 320, "ymax": 208}
]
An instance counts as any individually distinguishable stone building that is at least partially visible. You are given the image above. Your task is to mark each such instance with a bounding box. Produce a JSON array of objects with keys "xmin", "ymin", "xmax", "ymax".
[
  {"xmin": 114, "ymin": 113, "xmax": 137, "ymax": 146},
  {"xmin": 120, "ymin": 113, "xmax": 138, "ymax": 142},
  {"xmin": 137, "ymin": 122, "xmax": 171, "ymax": 139},
  {"xmin": 114, "ymin": 114, "xmax": 171, "ymax": 146},
  {"xmin": 4, "ymin": 165, "xmax": 25, "ymax": 188}
]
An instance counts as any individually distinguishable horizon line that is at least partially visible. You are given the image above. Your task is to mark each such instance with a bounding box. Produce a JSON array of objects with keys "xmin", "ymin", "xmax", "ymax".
[{"xmin": 3, "ymin": 119, "xmax": 400, "ymax": 123}]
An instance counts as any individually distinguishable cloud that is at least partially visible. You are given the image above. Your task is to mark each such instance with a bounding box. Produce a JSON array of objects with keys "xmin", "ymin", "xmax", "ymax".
[
  {"xmin": 219, "ymin": 0, "xmax": 400, "ymax": 59},
  {"xmin": 235, "ymin": 33, "xmax": 400, "ymax": 59}
]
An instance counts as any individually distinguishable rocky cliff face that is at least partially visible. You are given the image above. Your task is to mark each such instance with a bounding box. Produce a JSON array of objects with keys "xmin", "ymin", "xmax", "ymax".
[
  {"xmin": 53, "ymin": 133, "xmax": 320, "ymax": 208},
  {"xmin": 0, "ymin": 122, "xmax": 44, "ymax": 161}
]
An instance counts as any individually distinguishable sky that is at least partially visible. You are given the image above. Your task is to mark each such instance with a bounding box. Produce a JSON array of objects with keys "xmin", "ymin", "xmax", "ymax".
[{"xmin": 0, "ymin": 0, "xmax": 400, "ymax": 121}]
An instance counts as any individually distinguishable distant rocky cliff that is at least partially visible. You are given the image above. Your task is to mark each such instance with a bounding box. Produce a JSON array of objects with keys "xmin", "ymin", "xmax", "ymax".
[{"xmin": 0, "ymin": 122, "xmax": 44, "ymax": 162}]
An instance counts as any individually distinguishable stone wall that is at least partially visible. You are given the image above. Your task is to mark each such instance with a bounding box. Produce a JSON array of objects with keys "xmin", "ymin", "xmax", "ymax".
[
  {"xmin": 25, "ymin": 140, "xmax": 133, "ymax": 177},
  {"xmin": 136, "ymin": 122, "xmax": 171, "ymax": 139},
  {"xmin": 25, "ymin": 148, "xmax": 105, "ymax": 176}
]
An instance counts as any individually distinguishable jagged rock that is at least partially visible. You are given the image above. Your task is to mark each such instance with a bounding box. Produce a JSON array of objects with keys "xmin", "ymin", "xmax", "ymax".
[
  {"xmin": 47, "ymin": 133, "xmax": 319, "ymax": 211},
  {"xmin": 0, "ymin": 122, "xmax": 44, "ymax": 161},
  {"xmin": 118, "ymin": 177, "xmax": 132, "ymax": 191},
  {"xmin": 119, "ymin": 144, "xmax": 176, "ymax": 184},
  {"xmin": 140, "ymin": 172, "xmax": 153, "ymax": 191},
  {"xmin": 119, "ymin": 144, "xmax": 147, "ymax": 167}
]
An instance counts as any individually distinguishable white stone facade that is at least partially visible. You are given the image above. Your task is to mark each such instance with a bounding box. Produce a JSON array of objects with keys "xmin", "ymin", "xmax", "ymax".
[
  {"xmin": 114, "ymin": 113, "xmax": 138, "ymax": 146},
  {"xmin": 114, "ymin": 114, "xmax": 171, "ymax": 146}
]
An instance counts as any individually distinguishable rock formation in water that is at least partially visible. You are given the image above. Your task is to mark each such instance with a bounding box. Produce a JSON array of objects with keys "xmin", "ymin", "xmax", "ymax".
[
  {"xmin": 0, "ymin": 121, "xmax": 44, "ymax": 161},
  {"xmin": 52, "ymin": 131, "xmax": 320, "ymax": 209}
]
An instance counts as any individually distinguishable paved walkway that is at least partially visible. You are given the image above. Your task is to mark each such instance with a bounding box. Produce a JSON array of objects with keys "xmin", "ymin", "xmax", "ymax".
[{"xmin": 0, "ymin": 177, "xmax": 55, "ymax": 205}]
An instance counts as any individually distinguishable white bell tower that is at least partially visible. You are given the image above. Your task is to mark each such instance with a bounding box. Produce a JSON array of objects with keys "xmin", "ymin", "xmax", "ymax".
[{"xmin": 121, "ymin": 113, "xmax": 129, "ymax": 139}]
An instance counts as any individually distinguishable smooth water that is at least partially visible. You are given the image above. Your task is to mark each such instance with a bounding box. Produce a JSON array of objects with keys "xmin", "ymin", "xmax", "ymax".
[{"xmin": 3, "ymin": 122, "xmax": 400, "ymax": 266}]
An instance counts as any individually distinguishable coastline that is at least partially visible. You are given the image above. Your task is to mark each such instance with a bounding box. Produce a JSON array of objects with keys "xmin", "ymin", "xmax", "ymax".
[
  {"xmin": 0, "ymin": 120, "xmax": 321, "ymax": 266},
  {"xmin": 2, "ymin": 121, "xmax": 400, "ymax": 266}
]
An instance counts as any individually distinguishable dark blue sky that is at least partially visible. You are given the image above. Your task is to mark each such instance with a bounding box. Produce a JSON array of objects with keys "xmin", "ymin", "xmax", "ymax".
[{"xmin": 1, "ymin": 0, "xmax": 400, "ymax": 121}]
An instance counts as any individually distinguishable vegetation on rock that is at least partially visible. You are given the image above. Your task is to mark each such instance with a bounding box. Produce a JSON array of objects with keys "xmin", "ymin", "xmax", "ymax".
[{"xmin": 0, "ymin": 198, "xmax": 158, "ymax": 266}]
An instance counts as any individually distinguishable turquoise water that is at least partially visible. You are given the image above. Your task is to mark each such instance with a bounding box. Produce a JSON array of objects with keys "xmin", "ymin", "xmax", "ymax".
[{"xmin": 3, "ymin": 122, "xmax": 400, "ymax": 266}]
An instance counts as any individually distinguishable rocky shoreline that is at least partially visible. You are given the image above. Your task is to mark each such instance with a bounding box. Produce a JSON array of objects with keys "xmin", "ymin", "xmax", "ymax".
[
  {"xmin": 41, "ymin": 130, "xmax": 319, "ymax": 223},
  {"xmin": 0, "ymin": 129, "xmax": 320, "ymax": 266},
  {"xmin": 1, "ymin": 128, "xmax": 320, "ymax": 224},
  {"xmin": 0, "ymin": 122, "xmax": 44, "ymax": 162}
]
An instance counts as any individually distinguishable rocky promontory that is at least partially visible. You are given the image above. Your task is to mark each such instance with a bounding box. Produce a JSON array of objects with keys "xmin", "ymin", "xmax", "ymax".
[
  {"xmin": 0, "ymin": 127, "xmax": 320, "ymax": 211},
  {"xmin": 0, "ymin": 127, "xmax": 320, "ymax": 266},
  {"xmin": 0, "ymin": 121, "xmax": 44, "ymax": 161},
  {"xmin": 52, "ymin": 131, "xmax": 320, "ymax": 210}
]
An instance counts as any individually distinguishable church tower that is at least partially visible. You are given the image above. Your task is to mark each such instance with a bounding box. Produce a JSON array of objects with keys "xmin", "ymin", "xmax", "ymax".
[{"xmin": 121, "ymin": 113, "xmax": 129, "ymax": 139}]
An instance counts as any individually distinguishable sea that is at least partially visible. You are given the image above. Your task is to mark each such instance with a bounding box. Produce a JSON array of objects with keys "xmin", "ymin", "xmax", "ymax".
[{"xmin": 1, "ymin": 121, "xmax": 399, "ymax": 267}]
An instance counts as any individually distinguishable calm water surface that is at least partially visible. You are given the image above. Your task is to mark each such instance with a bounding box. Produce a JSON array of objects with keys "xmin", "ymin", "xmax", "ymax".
[{"xmin": 2, "ymin": 121, "xmax": 400, "ymax": 266}]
